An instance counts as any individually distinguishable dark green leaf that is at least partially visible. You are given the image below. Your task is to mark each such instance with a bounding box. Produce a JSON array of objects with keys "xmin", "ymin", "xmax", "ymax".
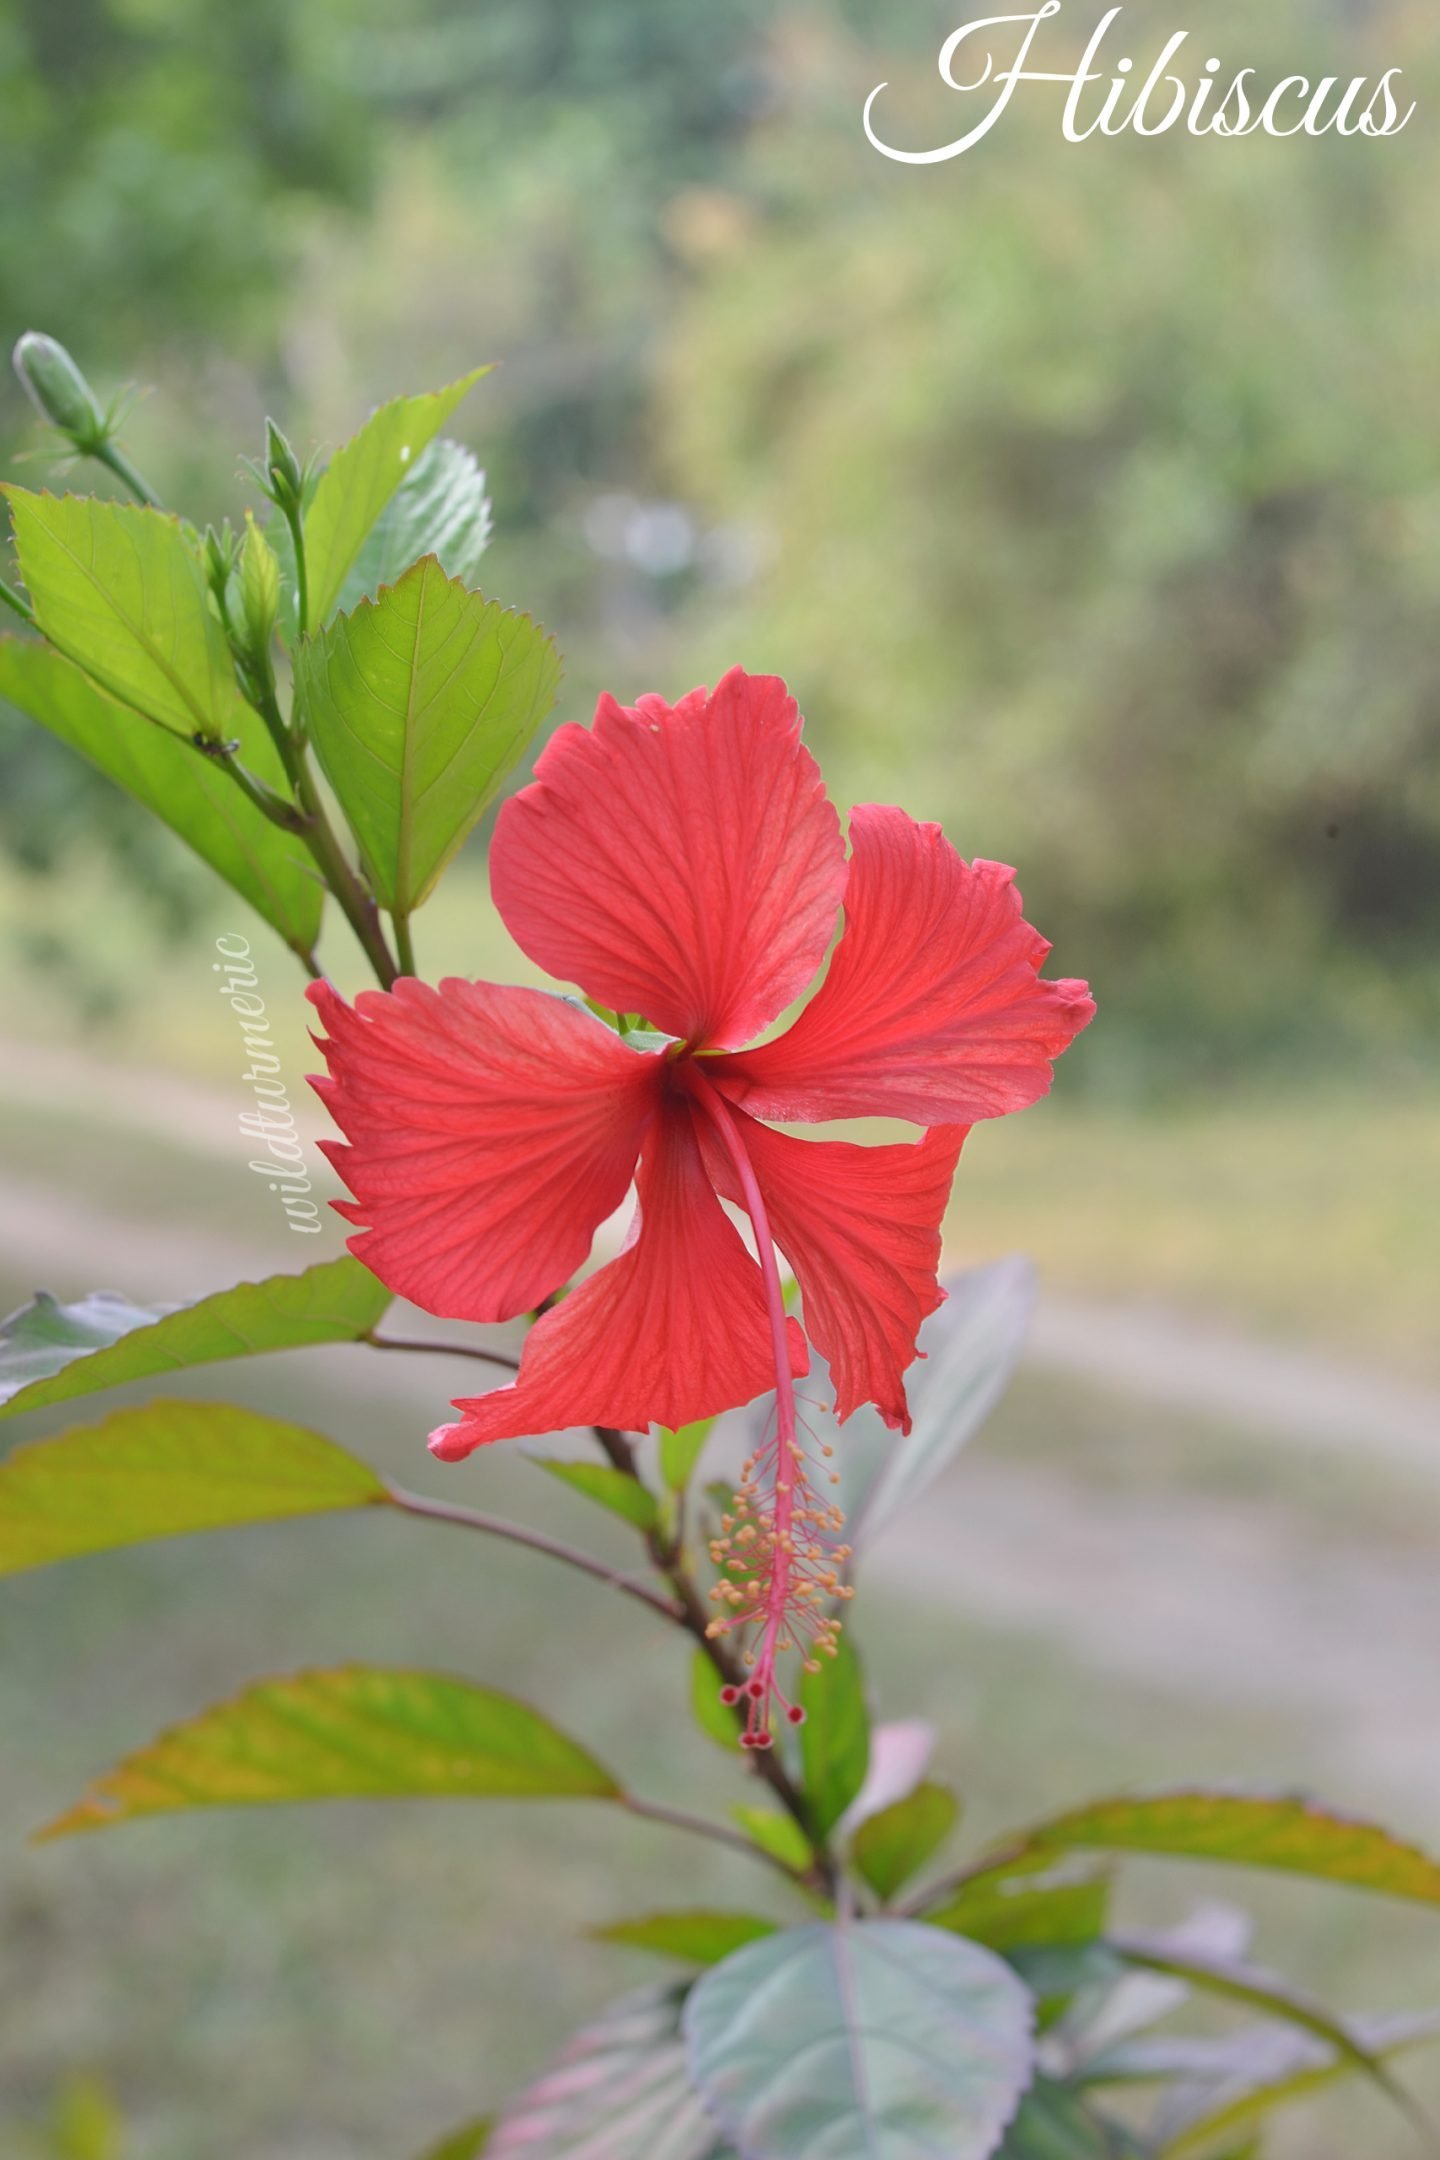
[
  {"xmin": 4, "ymin": 491, "xmax": 239, "ymax": 737},
  {"xmin": 853, "ymin": 1782, "xmax": 961, "ymax": 1901},
  {"xmin": 1011, "ymin": 1790, "xmax": 1440, "ymax": 1905},
  {"xmin": 684, "ymin": 1920, "xmax": 1035, "ymax": 2160},
  {"xmin": 302, "ymin": 372, "xmax": 489, "ymax": 626},
  {"xmin": 0, "ymin": 637, "xmax": 322, "ymax": 951},
  {"xmin": 414, "ymin": 2120, "xmax": 492, "ymax": 2160},
  {"xmin": 0, "ymin": 1257, "xmax": 392, "ymax": 1420},
  {"xmin": 659, "ymin": 1418, "xmax": 714, "ymax": 1493},
  {"xmin": 490, "ymin": 1985, "xmax": 722, "ymax": 2160},
  {"xmin": 691, "ymin": 1649, "xmax": 743, "ymax": 1752},
  {"xmin": 594, "ymin": 1912, "xmax": 778, "ymax": 1965},
  {"xmin": 732, "ymin": 1804, "xmax": 814, "ymax": 1874},
  {"xmin": 40, "ymin": 1666, "xmax": 621, "ymax": 1837},
  {"xmin": 532, "ymin": 1457, "xmax": 659, "ymax": 1533},
  {"xmin": 800, "ymin": 1635, "xmax": 869, "ymax": 1840},
  {"xmin": 998, "ymin": 2078, "xmax": 1146, "ymax": 2158},
  {"xmin": 298, "ymin": 557, "xmax": 558, "ymax": 913},
  {"xmin": 929, "ymin": 1874, "xmax": 1111, "ymax": 1954},
  {"xmin": 0, "ymin": 1400, "xmax": 386, "ymax": 1577},
  {"xmin": 336, "ymin": 437, "xmax": 491, "ymax": 615}
]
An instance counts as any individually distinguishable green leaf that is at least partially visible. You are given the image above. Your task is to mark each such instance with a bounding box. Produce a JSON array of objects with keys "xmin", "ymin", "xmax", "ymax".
[
  {"xmin": 413, "ymin": 2120, "xmax": 492, "ymax": 2160},
  {"xmin": 1109, "ymin": 1933, "xmax": 1420, "ymax": 2139},
  {"xmin": 998, "ymin": 2078, "xmax": 1145, "ymax": 2158},
  {"xmin": 0, "ymin": 636, "xmax": 322, "ymax": 951},
  {"xmin": 594, "ymin": 1912, "xmax": 779, "ymax": 1966},
  {"xmin": 660, "ymin": 1418, "xmax": 714, "ymax": 1493},
  {"xmin": 929, "ymin": 1874, "xmax": 1111, "ymax": 1954},
  {"xmin": 4, "ymin": 491, "xmax": 240, "ymax": 738},
  {"xmin": 800, "ymin": 1635, "xmax": 869, "ymax": 1840},
  {"xmin": 238, "ymin": 511, "xmax": 282, "ymax": 656},
  {"xmin": 692, "ymin": 1649, "xmax": 744, "ymax": 1752},
  {"xmin": 490, "ymin": 1985, "xmax": 724, "ymax": 2160},
  {"xmin": 302, "ymin": 371, "xmax": 489, "ymax": 627},
  {"xmin": 297, "ymin": 558, "xmax": 558, "ymax": 914},
  {"xmin": 732, "ymin": 1804, "xmax": 814, "ymax": 1875},
  {"xmin": 1108, "ymin": 2012, "xmax": 1440, "ymax": 2159},
  {"xmin": 40, "ymin": 1666, "xmax": 621, "ymax": 1838},
  {"xmin": 684, "ymin": 1920, "xmax": 1035, "ymax": 2159},
  {"xmin": 853, "ymin": 1782, "xmax": 961, "ymax": 1902},
  {"xmin": 0, "ymin": 1257, "xmax": 392, "ymax": 1420},
  {"xmin": 336, "ymin": 437, "xmax": 491, "ymax": 615},
  {"xmin": 838, "ymin": 1258, "xmax": 1035, "ymax": 1551},
  {"xmin": 1010, "ymin": 1789, "xmax": 1440, "ymax": 1905},
  {"xmin": 0, "ymin": 1400, "xmax": 386, "ymax": 1576},
  {"xmin": 532, "ymin": 1457, "xmax": 659, "ymax": 1533}
]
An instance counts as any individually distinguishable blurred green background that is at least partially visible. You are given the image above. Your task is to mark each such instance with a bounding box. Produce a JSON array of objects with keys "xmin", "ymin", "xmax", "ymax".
[{"xmin": 2, "ymin": 0, "xmax": 1439, "ymax": 2153}]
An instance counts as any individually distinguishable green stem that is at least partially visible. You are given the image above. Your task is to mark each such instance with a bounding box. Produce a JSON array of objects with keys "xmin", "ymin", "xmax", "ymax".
[
  {"xmin": 283, "ymin": 501, "xmax": 310, "ymax": 639},
  {"xmin": 207, "ymin": 745, "xmax": 308, "ymax": 833},
  {"xmin": 0, "ymin": 576, "xmax": 34, "ymax": 625},
  {"xmin": 591, "ymin": 1425, "xmax": 833, "ymax": 1891},
  {"xmin": 619, "ymin": 1792, "xmax": 805, "ymax": 1883},
  {"xmin": 91, "ymin": 438, "xmax": 160, "ymax": 509},
  {"xmin": 394, "ymin": 912, "xmax": 417, "ymax": 978}
]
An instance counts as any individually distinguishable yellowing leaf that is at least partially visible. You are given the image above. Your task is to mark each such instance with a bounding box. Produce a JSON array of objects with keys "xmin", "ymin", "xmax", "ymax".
[
  {"xmin": 302, "ymin": 372, "xmax": 489, "ymax": 627},
  {"xmin": 0, "ymin": 1400, "xmax": 386, "ymax": 1576},
  {"xmin": 40, "ymin": 1665, "xmax": 621, "ymax": 1838},
  {"xmin": 298, "ymin": 559, "xmax": 559, "ymax": 912}
]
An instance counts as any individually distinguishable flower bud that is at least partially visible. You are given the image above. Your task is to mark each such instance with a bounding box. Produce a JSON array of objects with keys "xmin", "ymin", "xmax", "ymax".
[
  {"xmin": 12, "ymin": 332, "xmax": 107, "ymax": 451},
  {"xmin": 263, "ymin": 419, "xmax": 305, "ymax": 512}
]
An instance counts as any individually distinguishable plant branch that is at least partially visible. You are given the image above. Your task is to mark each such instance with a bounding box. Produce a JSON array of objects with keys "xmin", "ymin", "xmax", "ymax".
[
  {"xmin": 385, "ymin": 1484, "xmax": 681, "ymax": 1622},
  {"xmin": 365, "ymin": 1332, "xmax": 520, "ymax": 1371},
  {"xmin": 619, "ymin": 1792, "xmax": 804, "ymax": 1882},
  {"xmin": 91, "ymin": 437, "xmax": 160, "ymax": 509}
]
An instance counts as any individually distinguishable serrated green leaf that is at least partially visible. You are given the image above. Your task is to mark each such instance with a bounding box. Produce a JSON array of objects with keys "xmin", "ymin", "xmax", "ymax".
[
  {"xmin": 0, "ymin": 1400, "xmax": 386, "ymax": 1576},
  {"xmin": 929, "ymin": 1873, "xmax": 1111, "ymax": 1954},
  {"xmin": 4, "ymin": 490, "xmax": 239, "ymax": 738},
  {"xmin": 490, "ymin": 1985, "xmax": 722, "ymax": 2160},
  {"xmin": 853, "ymin": 1782, "xmax": 960, "ymax": 1901},
  {"xmin": 659, "ymin": 1417, "xmax": 714, "ymax": 1493},
  {"xmin": 302, "ymin": 372, "xmax": 489, "ymax": 627},
  {"xmin": 337, "ymin": 437, "xmax": 491, "ymax": 615},
  {"xmin": 684, "ymin": 1920, "xmax": 1035, "ymax": 2160},
  {"xmin": 0, "ymin": 636, "xmax": 321, "ymax": 951},
  {"xmin": 594, "ymin": 1911, "xmax": 778, "ymax": 1965},
  {"xmin": 298, "ymin": 558, "xmax": 558, "ymax": 913},
  {"xmin": 414, "ymin": 2119, "xmax": 492, "ymax": 2160},
  {"xmin": 39, "ymin": 1665, "xmax": 621, "ymax": 1838},
  {"xmin": 692, "ymin": 1649, "xmax": 744, "ymax": 1752},
  {"xmin": 0, "ymin": 1257, "xmax": 392, "ymax": 1420},
  {"xmin": 532, "ymin": 1457, "xmax": 658, "ymax": 1533},
  {"xmin": 1012, "ymin": 1790, "xmax": 1440, "ymax": 1904},
  {"xmin": 732, "ymin": 1804, "xmax": 815, "ymax": 1874},
  {"xmin": 998, "ymin": 2079, "xmax": 1145, "ymax": 2158},
  {"xmin": 800, "ymin": 1635, "xmax": 869, "ymax": 1841}
]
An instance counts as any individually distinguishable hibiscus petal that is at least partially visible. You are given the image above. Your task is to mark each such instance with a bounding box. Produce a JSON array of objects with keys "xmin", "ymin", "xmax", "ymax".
[
  {"xmin": 430, "ymin": 1101, "xmax": 808, "ymax": 1459},
  {"xmin": 307, "ymin": 977, "xmax": 660, "ymax": 1324},
  {"xmin": 489, "ymin": 667, "xmax": 845, "ymax": 1049},
  {"xmin": 702, "ymin": 1109, "xmax": 966, "ymax": 1432},
  {"xmin": 717, "ymin": 804, "xmax": 1095, "ymax": 1125}
]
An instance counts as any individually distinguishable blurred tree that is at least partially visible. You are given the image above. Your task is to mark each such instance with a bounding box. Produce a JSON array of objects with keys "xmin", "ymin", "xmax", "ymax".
[{"xmin": 656, "ymin": 0, "xmax": 1440, "ymax": 1074}]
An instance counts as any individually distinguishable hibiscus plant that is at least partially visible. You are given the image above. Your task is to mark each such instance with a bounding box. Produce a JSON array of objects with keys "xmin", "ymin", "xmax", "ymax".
[{"xmin": 3, "ymin": 336, "xmax": 1440, "ymax": 2160}]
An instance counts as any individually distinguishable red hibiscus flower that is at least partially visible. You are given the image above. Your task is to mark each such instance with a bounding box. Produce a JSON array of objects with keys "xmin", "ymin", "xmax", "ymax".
[{"xmin": 307, "ymin": 668, "xmax": 1093, "ymax": 1741}]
